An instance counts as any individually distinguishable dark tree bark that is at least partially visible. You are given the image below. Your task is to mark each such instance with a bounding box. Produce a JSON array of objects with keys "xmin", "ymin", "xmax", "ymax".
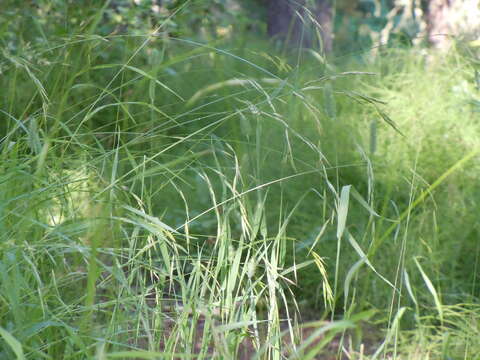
[{"xmin": 266, "ymin": 0, "xmax": 333, "ymax": 52}]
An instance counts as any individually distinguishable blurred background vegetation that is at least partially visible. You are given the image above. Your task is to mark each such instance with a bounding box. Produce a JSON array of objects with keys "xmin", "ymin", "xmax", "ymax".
[{"xmin": 1, "ymin": 0, "xmax": 480, "ymax": 359}]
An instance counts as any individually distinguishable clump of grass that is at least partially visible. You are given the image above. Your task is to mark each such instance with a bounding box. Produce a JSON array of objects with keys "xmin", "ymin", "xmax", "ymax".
[
  {"xmin": 1, "ymin": 2, "xmax": 479, "ymax": 359},
  {"xmin": 0, "ymin": 5, "xmax": 373, "ymax": 358}
]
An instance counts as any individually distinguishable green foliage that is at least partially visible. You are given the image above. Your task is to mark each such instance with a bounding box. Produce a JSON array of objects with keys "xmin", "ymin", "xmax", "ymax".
[{"xmin": 1, "ymin": 1, "xmax": 480, "ymax": 359}]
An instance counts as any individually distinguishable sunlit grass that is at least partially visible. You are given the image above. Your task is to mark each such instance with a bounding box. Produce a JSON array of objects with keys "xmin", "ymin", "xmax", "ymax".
[{"xmin": 1, "ymin": 3, "xmax": 479, "ymax": 359}]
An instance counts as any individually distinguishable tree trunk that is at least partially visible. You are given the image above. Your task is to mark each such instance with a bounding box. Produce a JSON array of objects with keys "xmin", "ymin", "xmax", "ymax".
[
  {"xmin": 266, "ymin": 0, "xmax": 333, "ymax": 52},
  {"xmin": 427, "ymin": 0, "xmax": 455, "ymax": 49},
  {"xmin": 426, "ymin": 0, "xmax": 480, "ymax": 50}
]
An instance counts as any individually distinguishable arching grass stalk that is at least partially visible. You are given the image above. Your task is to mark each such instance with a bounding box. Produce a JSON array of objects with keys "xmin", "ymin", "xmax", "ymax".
[{"xmin": 369, "ymin": 148, "xmax": 480, "ymax": 257}]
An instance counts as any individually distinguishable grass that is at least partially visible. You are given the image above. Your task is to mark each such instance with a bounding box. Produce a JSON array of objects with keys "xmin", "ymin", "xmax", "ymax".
[{"xmin": 1, "ymin": 3, "xmax": 480, "ymax": 359}]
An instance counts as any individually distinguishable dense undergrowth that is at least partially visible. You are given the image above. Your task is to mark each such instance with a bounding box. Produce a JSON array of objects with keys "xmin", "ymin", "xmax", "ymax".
[{"xmin": 1, "ymin": 3, "xmax": 480, "ymax": 359}]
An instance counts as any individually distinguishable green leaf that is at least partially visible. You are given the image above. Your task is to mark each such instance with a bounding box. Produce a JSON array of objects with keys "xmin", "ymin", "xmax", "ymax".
[
  {"xmin": 0, "ymin": 327, "xmax": 25, "ymax": 360},
  {"xmin": 414, "ymin": 257, "xmax": 443, "ymax": 324},
  {"xmin": 336, "ymin": 185, "xmax": 351, "ymax": 240}
]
